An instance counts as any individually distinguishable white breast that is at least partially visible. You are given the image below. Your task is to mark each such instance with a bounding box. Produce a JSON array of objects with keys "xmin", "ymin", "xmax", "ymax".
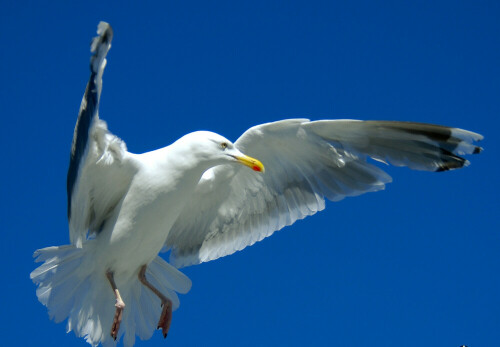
[{"xmin": 89, "ymin": 150, "xmax": 205, "ymax": 277}]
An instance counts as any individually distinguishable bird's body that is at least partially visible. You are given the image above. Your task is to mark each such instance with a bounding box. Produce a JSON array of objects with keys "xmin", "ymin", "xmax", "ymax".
[
  {"xmin": 95, "ymin": 131, "xmax": 258, "ymax": 273},
  {"xmin": 92, "ymin": 138, "xmax": 214, "ymax": 273},
  {"xmin": 31, "ymin": 22, "xmax": 483, "ymax": 347},
  {"xmin": 83, "ymin": 157, "xmax": 176, "ymax": 276}
]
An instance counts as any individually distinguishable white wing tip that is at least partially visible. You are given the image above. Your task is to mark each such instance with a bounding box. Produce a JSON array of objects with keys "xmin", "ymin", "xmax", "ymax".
[{"xmin": 90, "ymin": 21, "xmax": 113, "ymax": 74}]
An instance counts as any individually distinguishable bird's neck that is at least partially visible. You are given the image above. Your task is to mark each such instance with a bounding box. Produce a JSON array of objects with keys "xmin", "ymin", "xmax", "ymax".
[{"xmin": 141, "ymin": 143, "xmax": 212, "ymax": 189}]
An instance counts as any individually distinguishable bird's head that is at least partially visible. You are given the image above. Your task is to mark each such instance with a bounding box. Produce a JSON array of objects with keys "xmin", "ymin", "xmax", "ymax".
[{"xmin": 177, "ymin": 131, "xmax": 265, "ymax": 173}]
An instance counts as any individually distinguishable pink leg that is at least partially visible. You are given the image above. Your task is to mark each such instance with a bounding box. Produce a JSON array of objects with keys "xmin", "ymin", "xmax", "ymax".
[
  {"xmin": 106, "ymin": 271, "xmax": 126, "ymax": 340},
  {"xmin": 138, "ymin": 265, "xmax": 173, "ymax": 338}
]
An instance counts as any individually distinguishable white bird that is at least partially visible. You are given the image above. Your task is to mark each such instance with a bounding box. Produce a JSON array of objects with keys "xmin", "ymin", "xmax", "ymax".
[{"xmin": 31, "ymin": 22, "xmax": 483, "ymax": 347}]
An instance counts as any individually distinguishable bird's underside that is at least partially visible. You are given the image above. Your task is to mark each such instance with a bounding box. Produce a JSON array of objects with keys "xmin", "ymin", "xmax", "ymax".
[
  {"xmin": 106, "ymin": 266, "xmax": 173, "ymax": 340},
  {"xmin": 30, "ymin": 21, "xmax": 483, "ymax": 347}
]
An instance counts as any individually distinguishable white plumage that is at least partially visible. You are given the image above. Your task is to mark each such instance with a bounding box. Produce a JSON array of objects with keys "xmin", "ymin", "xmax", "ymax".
[{"xmin": 31, "ymin": 22, "xmax": 482, "ymax": 346}]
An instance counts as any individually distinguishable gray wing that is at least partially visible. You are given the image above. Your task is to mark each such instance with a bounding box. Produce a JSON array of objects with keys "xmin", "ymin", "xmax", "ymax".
[
  {"xmin": 165, "ymin": 119, "xmax": 482, "ymax": 268},
  {"xmin": 67, "ymin": 22, "xmax": 135, "ymax": 247}
]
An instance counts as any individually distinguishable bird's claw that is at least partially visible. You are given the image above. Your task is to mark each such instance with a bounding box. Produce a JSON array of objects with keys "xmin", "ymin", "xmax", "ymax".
[
  {"xmin": 110, "ymin": 299, "xmax": 125, "ymax": 340},
  {"xmin": 156, "ymin": 299, "xmax": 172, "ymax": 339}
]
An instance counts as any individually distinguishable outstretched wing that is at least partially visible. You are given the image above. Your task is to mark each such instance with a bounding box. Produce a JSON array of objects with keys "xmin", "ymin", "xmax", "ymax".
[
  {"xmin": 166, "ymin": 119, "xmax": 483, "ymax": 268},
  {"xmin": 67, "ymin": 22, "xmax": 135, "ymax": 247}
]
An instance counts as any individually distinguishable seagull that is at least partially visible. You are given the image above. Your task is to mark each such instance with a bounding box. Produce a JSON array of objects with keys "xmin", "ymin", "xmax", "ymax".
[{"xmin": 31, "ymin": 22, "xmax": 483, "ymax": 347}]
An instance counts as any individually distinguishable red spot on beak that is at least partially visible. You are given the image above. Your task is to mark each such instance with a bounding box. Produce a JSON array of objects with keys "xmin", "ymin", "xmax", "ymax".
[{"xmin": 252, "ymin": 165, "xmax": 261, "ymax": 172}]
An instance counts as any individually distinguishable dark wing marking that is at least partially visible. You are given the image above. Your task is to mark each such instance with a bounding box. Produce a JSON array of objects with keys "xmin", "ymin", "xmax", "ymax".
[
  {"xmin": 67, "ymin": 22, "xmax": 113, "ymax": 219},
  {"xmin": 165, "ymin": 119, "xmax": 482, "ymax": 268},
  {"xmin": 65, "ymin": 22, "xmax": 136, "ymax": 247}
]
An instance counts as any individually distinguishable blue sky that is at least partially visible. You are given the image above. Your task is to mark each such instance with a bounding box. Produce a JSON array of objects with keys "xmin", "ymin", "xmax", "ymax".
[{"xmin": 1, "ymin": 1, "xmax": 499, "ymax": 346}]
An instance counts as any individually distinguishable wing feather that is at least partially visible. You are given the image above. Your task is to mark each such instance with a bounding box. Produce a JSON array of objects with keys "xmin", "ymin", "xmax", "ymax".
[
  {"xmin": 67, "ymin": 22, "xmax": 136, "ymax": 247},
  {"xmin": 166, "ymin": 119, "xmax": 482, "ymax": 268}
]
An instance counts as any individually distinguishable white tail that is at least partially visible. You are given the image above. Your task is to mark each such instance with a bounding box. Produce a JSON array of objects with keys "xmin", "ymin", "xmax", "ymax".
[{"xmin": 31, "ymin": 245, "xmax": 191, "ymax": 346}]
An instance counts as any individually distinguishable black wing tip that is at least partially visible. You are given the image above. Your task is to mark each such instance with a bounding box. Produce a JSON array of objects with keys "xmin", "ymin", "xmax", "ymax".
[
  {"xmin": 391, "ymin": 123, "xmax": 483, "ymax": 167},
  {"xmin": 435, "ymin": 158, "xmax": 468, "ymax": 172},
  {"xmin": 435, "ymin": 166, "xmax": 451, "ymax": 172}
]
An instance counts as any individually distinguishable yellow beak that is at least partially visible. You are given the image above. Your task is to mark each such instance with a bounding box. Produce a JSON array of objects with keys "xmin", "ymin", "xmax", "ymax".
[{"xmin": 236, "ymin": 154, "xmax": 265, "ymax": 173}]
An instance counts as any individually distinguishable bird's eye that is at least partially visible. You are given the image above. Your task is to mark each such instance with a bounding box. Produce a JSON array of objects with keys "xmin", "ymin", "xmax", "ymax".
[{"xmin": 220, "ymin": 142, "xmax": 228, "ymax": 150}]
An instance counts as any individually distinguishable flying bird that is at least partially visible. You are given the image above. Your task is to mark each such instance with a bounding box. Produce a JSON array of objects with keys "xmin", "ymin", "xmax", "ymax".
[{"xmin": 31, "ymin": 22, "xmax": 483, "ymax": 347}]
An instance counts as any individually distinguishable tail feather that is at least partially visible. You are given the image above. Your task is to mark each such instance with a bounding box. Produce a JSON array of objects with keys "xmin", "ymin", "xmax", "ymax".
[
  {"xmin": 149, "ymin": 256, "xmax": 192, "ymax": 294},
  {"xmin": 31, "ymin": 245, "xmax": 192, "ymax": 347},
  {"xmin": 129, "ymin": 283, "xmax": 153, "ymax": 342},
  {"xmin": 49, "ymin": 276, "xmax": 88, "ymax": 323},
  {"xmin": 135, "ymin": 287, "xmax": 160, "ymax": 339}
]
